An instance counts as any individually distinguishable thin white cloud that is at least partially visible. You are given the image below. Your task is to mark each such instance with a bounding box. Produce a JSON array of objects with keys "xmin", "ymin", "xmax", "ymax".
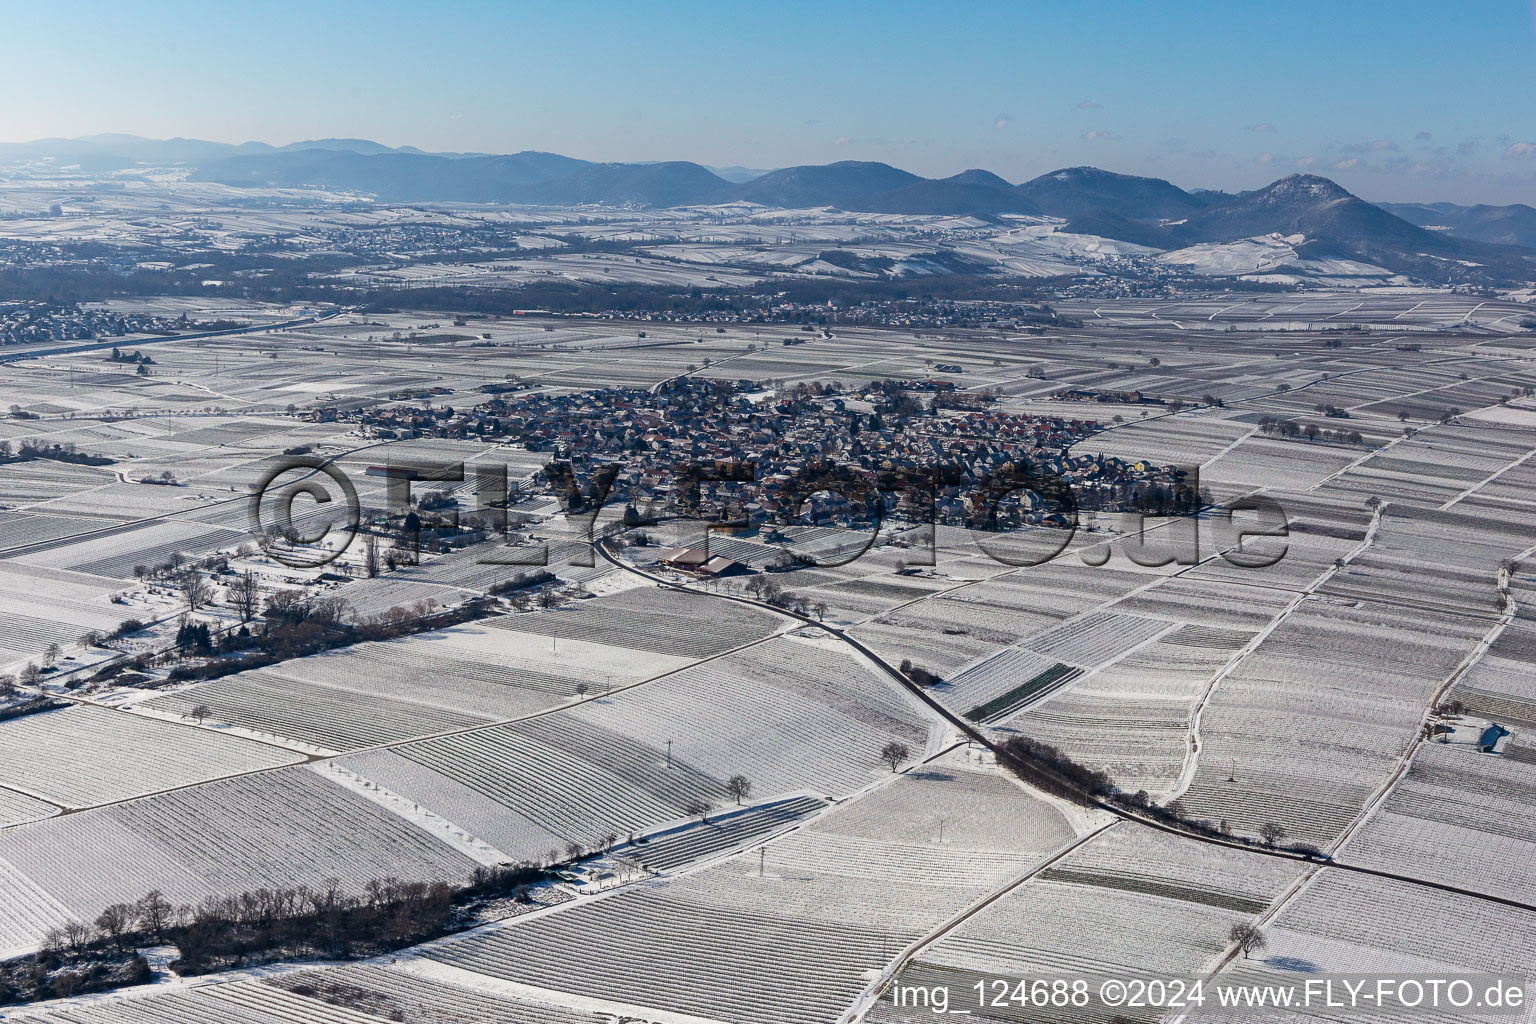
[
  {"xmin": 993, "ymin": 113, "xmax": 1014, "ymax": 131},
  {"xmin": 1335, "ymin": 158, "xmax": 1361, "ymax": 169},
  {"xmin": 833, "ymin": 136, "xmax": 855, "ymax": 146},
  {"xmin": 1503, "ymin": 141, "xmax": 1536, "ymax": 159},
  {"xmin": 1074, "ymin": 100, "xmax": 1103, "ymax": 110},
  {"xmin": 1246, "ymin": 123, "xmax": 1278, "ymax": 133},
  {"xmin": 1339, "ymin": 139, "xmax": 1397, "ymax": 155},
  {"xmin": 1295, "ymin": 156, "xmax": 1316, "ymax": 168},
  {"xmin": 1081, "ymin": 129, "xmax": 1118, "ymax": 141},
  {"xmin": 1254, "ymin": 152, "xmax": 1277, "ymax": 164}
]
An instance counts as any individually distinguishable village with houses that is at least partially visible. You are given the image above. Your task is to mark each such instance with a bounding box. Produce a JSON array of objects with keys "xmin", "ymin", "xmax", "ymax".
[{"xmin": 334, "ymin": 375, "xmax": 1176, "ymax": 538}]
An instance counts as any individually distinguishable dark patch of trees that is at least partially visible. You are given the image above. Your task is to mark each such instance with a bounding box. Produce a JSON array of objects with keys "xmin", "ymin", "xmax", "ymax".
[
  {"xmin": 0, "ymin": 945, "xmax": 150, "ymax": 1005},
  {"xmin": 1257, "ymin": 415, "xmax": 1364, "ymax": 446},
  {"xmin": 0, "ymin": 695, "xmax": 66, "ymax": 722},
  {"xmin": 485, "ymin": 569, "xmax": 557, "ymax": 596},
  {"xmin": 0, "ymin": 440, "xmax": 113, "ymax": 467},
  {"xmin": 172, "ymin": 877, "xmax": 454, "ymax": 974},
  {"xmin": 173, "ymin": 620, "xmax": 215, "ymax": 656},
  {"xmin": 1, "ymin": 856, "xmax": 553, "ymax": 1005},
  {"xmin": 898, "ymin": 659, "xmax": 943, "ymax": 688},
  {"xmin": 158, "ymin": 594, "xmax": 499, "ymax": 685},
  {"xmin": 998, "ymin": 735, "xmax": 1115, "ymax": 806},
  {"xmin": 1082, "ymin": 478, "xmax": 1205, "ymax": 516}
]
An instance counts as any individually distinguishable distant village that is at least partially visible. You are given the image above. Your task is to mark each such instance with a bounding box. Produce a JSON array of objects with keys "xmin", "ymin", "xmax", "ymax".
[
  {"xmin": 0, "ymin": 302, "xmax": 219, "ymax": 348},
  {"xmin": 554, "ymin": 297, "xmax": 1074, "ymax": 330},
  {"xmin": 329, "ymin": 376, "xmax": 1184, "ymax": 531}
]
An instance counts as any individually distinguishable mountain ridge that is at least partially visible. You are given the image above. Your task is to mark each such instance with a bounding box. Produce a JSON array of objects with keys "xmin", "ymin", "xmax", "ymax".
[
  {"xmin": 3, "ymin": 134, "xmax": 1534, "ymax": 283},
  {"xmin": 1379, "ymin": 201, "xmax": 1536, "ymax": 249}
]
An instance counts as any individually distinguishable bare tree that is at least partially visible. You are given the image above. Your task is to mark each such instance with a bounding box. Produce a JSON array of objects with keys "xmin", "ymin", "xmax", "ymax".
[
  {"xmin": 136, "ymin": 890, "xmax": 173, "ymax": 938},
  {"xmin": 95, "ymin": 902, "xmax": 135, "ymax": 950},
  {"xmin": 62, "ymin": 921, "xmax": 91, "ymax": 952},
  {"xmin": 18, "ymin": 663, "xmax": 41, "ymax": 687},
  {"xmin": 880, "ymin": 740, "xmax": 911, "ymax": 773},
  {"xmin": 684, "ymin": 798, "xmax": 714, "ymax": 823},
  {"xmin": 363, "ymin": 531, "xmax": 381, "ymax": 577},
  {"xmin": 307, "ymin": 595, "xmax": 353, "ymax": 626},
  {"xmin": 725, "ymin": 774, "xmax": 752, "ymax": 805},
  {"xmin": 190, "ymin": 703, "xmax": 211, "ymax": 725},
  {"xmin": 41, "ymin": 641, "xmax": 61, "ymax": 667},
  {"xmin": 176, "ymin": 569, "xmax": 211, "ymax": 611},
  {"xmin": 1229, "ymin": 922, "xmax": 1267, "ymax": 960},
  {"xmin": 1258, "ymin": 821, "xmax": 1285, "ymax": 848},
  {"xmin": 574, "ymin": 682, "xmax": 589, "ymax": 699},
  {"xmin": 228, "ymin": 571, "xmax": 260, "ymax": 623},
  {"xmin": 41, "ymin": 926, "xmax": 69, "ymax": 954}
]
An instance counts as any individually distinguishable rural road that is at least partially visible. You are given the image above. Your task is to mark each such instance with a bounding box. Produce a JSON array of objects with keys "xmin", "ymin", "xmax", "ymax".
[{"xmin": 594, "ymin": 537, "xmax": 1536, "ymax": 915}]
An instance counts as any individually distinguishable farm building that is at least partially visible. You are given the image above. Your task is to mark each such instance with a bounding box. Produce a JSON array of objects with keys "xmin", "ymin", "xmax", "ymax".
[{"xmin": 655, "ymin": 546, "xmax": 749, "ymax": 577}]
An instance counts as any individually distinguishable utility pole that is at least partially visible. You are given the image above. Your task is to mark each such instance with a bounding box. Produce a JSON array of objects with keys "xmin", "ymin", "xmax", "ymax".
[{"xmin": 759, "ymin": 847, "xmax": 765, "ymax": 877}]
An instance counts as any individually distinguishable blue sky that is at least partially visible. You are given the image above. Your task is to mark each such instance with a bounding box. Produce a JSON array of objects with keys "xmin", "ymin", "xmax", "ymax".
[{"xmin": 4, "ymin": 0, "xmax": 1535, "ymax": 203}]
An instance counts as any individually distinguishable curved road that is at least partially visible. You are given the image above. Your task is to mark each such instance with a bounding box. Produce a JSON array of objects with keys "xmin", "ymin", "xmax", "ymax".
[{"xmin": 595, "ymin": 537, "xmax": 1536, "ymax": 915}]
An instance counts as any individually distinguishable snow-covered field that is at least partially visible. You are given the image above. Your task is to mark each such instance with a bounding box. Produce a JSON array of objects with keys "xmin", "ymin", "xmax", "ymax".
[{"xmin": 0, "ymin": 284, "xmax": 1535, "ymax": 1021}]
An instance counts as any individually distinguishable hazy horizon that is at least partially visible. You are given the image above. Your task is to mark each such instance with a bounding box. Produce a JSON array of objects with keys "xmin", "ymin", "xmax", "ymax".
[
  {"xmin": 3, "ymin": 0, "xmax": 1535, "ymax": 206},
  {"xmin": 3, "ymin": 129, "xmax": 1532, "ymax": 211}
]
